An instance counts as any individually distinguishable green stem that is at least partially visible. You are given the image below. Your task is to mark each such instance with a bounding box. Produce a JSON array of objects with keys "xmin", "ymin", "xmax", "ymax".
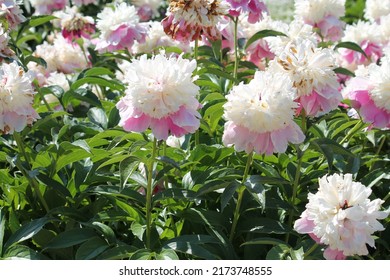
[
  {"xmin": 285, "ymin": 149, "xmax": 304, "ymax": 243},
  {"xmin": 375, "ymin": 135, "xmax": 386, "ymax": 156},
  {"xmin": 301, "ymin": 109, "xmax": 307, "ymax": 134},
  {"xmin": 383, "ymin": 192, "xmax": 390, "ymax": 203},
  {"xmin": 13, "ymin": 132, "xmax": 50, "ymax": 213},
  {"xmin": 303, "ymin": 243, "xmax": 319, "ymax": 259},
  {"xmin": 233, "ymin": 17, "xmax": 239, "ymax": 82},
  {"xmin": 145, "ymin": 138, "xmax": 158, "ymax": 250},
  {"xmin": 194, "ymin": 38, "xmax": 200, "ymax": 146},
  {"xmin": 229, "ymin": 152, "xmax": 253, "ymax": 242}
]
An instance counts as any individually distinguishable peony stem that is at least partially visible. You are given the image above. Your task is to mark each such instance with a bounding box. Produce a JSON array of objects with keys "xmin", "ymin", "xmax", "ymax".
[
  {"xmin": 13, "ymin": 132, "xmax": 50, "ymax": 213},
  {"xmin": 285, "ymin": 149, "xmax": 304, "ymax": 243},
  {"xmin": 145, "ymin": 137, "xmax": 158, "ymax": 250},
  {"xmin": 303, "ymin": 243, "xmax": 319, "ymax": 259},
  {"xmin": 229, "ymin": 152, "xmax": 253, "ymax": 242},
  {"xmin": 194, "ymin": 38, "xmax": 200, "ymax": 146}
]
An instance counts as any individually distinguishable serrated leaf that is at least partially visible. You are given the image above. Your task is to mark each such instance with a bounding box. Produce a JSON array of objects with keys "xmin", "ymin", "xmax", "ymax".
[
  {"xmin": 245, "ymin": 29, "xmax": 287, "ymax": 49},
  {"xmin": 334, "ymin": 41, "xmax": 368, "ymax": 58}
]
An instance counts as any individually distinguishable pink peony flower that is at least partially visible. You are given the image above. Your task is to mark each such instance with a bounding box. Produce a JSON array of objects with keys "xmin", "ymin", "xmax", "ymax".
[
  {"xmin": 29, "ymin": 0, "xmax": 67, "ymax": 15},
  {"xmin": 270, "ymin": 39, "xmax": 342, "ymax": 116},
  {"xmin": 226, "ymin": 0, "xmax": 268, "ymax": 23},
  {"xmin": 116, "ymin": 53, "xmax": 201, "ymax": 141},
  {"xmin": 132, "ymin": 0, "xmax": 162, "ymax": 21},
  {"xmin": 222, "ymin": 71, "xmax": 304, "ymax": 155},
  {"xmin": 0, "ymin": 61, "xmax": 40, "ymax": 134},
  {"xmin": 294, "ymin": 173, "xmax": 388, "ymax": 259},
  {"xmin": 294, "ymin": 0, "xmax": 346, "ymax": 42},
  {"xmin": 162, "ymin": 0, "xmax": 229, "ymax": 43},
  {"xmin": 342, "ymin": 58, "xmax": 390, "ymax": 129},
  {"xmin": 53, "ymin": 6, "xmax": 95, "ymax": 42},
  {"xmin": 0, "ymin": 0, "xmax": 26, "ymax": 30},
  {"xmin": 95, "ymin": 3, "xmax": 148, "ymax": 53}
]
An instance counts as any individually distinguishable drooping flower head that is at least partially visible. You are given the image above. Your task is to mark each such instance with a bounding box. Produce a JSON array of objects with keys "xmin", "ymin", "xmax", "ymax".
[
  {"xmin": 162, "ymin": 0, "xmax": 229, "ymax": 43},
  {"xmin": 226, "ymin": 0, "xmax": 268, "ymax": 23},
  {"xmin": 342, "ymin": 56, "xmax": 390, "ymax": 129},
  {"xmin": 0, "ymin": 61, "xmax": 40, "ymax": 134},
  {"xmin": 270, "ymin": 39, "xmax": 342, "ymax": 116},
  {"xmin": 294, "ymin": 0, "xmax": 346, "ymax": 41},
  {"xmin": 29, "ymin": 0, "xmax": 67, "ymax": 15},
  {"xmin": 364, "ymin": 0, "xmax": 390, "ymax": 23},
  {"xmin": 0, "ymin": 0, "xmax": 26, "ymax": 30},
  {"xmin": 116, "ymin": 52, "xmax": 201, "ymax": 141},
  {"xmin": 222, "ymin": 71, "xmax": 304, "ymax": 155},
  {"xmin": 53, "ymin": 6, "xmax": 95, "ymax": 42},
  {"xmin": 294, "ymin": 173, "xmax": 388, "ymax": 259},
  {"xmin": 95, "ymin": 2, "xmax": 148, "ymax": 53}
]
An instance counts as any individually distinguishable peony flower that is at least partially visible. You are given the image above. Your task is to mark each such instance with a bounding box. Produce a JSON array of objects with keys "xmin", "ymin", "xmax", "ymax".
[
  {"xmin": 116, "ymin": 53, "xmax": 201, "ymax": 141},
  {"xmin": 222, "ymin": 71, "xmax": 304, "ymax": 155},
  {"xmin": 0, "ymin": 0, "xmax": 26, "ymax": 30},
  {"xmin": 29, "ymin": 0, "xmax": 67, "ymax": 15},
  {"xmin": 270, "ymin": 39, "xmax": 342, "ymax": 116},
  {"xmin": 364, "ymin": 0, "xmax": 390, "ymax": 23},
  {"xmin": 294, "ymin": 0, "xmax": 346, "ymax": 41},
  {"xmin": 241, "ymin": 13, "xmax": 285, "ymax": 68},
  {"xmin": 95, "ymin": 2, "xmax": 148, "ymax": 53},
  {"xmin": 0, "ymin": 61, "xmax": 40, "ymax": 134},
  {"xmin": 0, "ymin": 23, "xmax": 13, "ymax": 58},
  {"xmin": 294, "ymin": 173, "xmax": 388, "ymax": 259},
  {"xmin": 131, "ymin": 21, "xmax": 191, "ymax": 55},
  {"xmin": 342, "ymin": 57, "xmax": 390, "ymax": 129},
  {"xmin": 162, "ymin": 0, "xmax": 229, "ymax": 43},
  {"xmin": 33, "ymin": 33, "xmax": 90, "ymax": 74},
  {"xmin": 338, "ymin": 20, "xmax": 383, "ymax": 71},
  {"xmin": 226, "ymin": 0, "xmax": 268, "ymax": 23},
  {"xmin": 132, "ymin": 0, "xmax": 162, "ymax": 21},
  {"xmin": 53, "ymin": 6, "xmax": 95, "ymax": 42}
]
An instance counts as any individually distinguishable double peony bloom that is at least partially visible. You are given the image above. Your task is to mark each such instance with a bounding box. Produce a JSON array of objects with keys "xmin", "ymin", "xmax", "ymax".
[
  {"xmin": 294, "ymin": 173, "xmax": 388, "ymax": 260},
  {"xmin": 0, "ymin": 62, "xmax": 39, "ymax": 134},
  {"xmin": 116, "ymin": 52, "xmax": 201, "ymax": 141}
]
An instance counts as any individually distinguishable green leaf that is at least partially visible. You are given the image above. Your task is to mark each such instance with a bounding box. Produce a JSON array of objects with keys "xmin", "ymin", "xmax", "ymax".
[
  {"xmin": 241, "ymin": 237, "xmax": 289, "ymax": 247},
  {"xmin": 200, "ymin": 68, "xmax": 238, "ymax": 83},
  {"xmin": 44, "ymin": 228, "xmax": 97, "ymax": 250},
  {"xmin": 334, "ymin": 41, "xmax": 368, "ymax": 58},
  {"xmin": 0, "ymin": 208, "xmax": 5, "ymax": 256},
  {"xmin": 75, "ymin": 237, "xmax": 109, "ymax": 260},
  {"xmin": 88, "ymin": 222, "xmax": 116, "ymax": 244},
  {"xmin": 2, "ymin": 245, "xmax": 47, "ymax": 260},
  {"xmin": 333, "ymin": 67, "xmax": 356, "ymax": 77},
  {"xmin": 87, "ymin": 107, "xmax": 108, "ymax": 129},
  {"xmin": 62, "ymin": 88, "xmax": 102, "ymax": 108},
  {"xmin": 84, "ymin": 67, "xmax": 114, "ymax": 77},
  {"xmin": 97, "ymin": 245, "xmax": 137, "ymax": 260},
  {"xmin": 245, "ymin": 29, "xmax": 287, "ymax": 49},
  {"xmin": 162, "ymin": 235, "xmax": 220, "ymax": 260},
  {"xmin": 4, "ymin": 217, "xmax": 51, "ymax": 249},
  {"xmin": 119, "ymin": 156, "xmax": 140, "ymax": 189},
  {"xmin": 70, "ymin": 76, "xmax": 124, "ymax": 91},
  {"xmin": 131, "ymin": 222, "xmax": 145, "ymax": 241},
  {"xmin": 24, "ymin": 56, "xmax": 47, "ymax": 68},
  {"xmin": 221, "ymin": 180, "xmax": 240, "ymax": 212},
  {"xmin": 29, "ymin": 15, "xmax": 57, "ymax": 27},
  {"xmin": 156, "ymin": 249, "xmax": 179, "ymax": 260},
  {"xmin": 244, "ymin": 175, "xmax": 266, "ymax": 208}
]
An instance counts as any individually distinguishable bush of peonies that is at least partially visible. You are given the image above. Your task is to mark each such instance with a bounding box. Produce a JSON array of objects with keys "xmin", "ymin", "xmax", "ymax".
[{"xmin": 0, "ymin": 0, "xmax": 388, "ymax": 260}]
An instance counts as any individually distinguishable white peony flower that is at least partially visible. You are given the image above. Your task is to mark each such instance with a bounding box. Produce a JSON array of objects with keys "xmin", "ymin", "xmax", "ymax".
[
  {"xmin": 116, "ymin": 52, "xmax": 201, "ymax": 140},
  {"xmin": 364, "ymin": 0, "xmax": 390, "ymax": 22},
  {"xmin": 29, "ymin": 0, "xmax": 67, "ymax": 15},
  {"xmin": 95, "ymin": 2, "xmax": 147, "ymax": 52},
  {"xmin": 132, "ymin": 0, "xmax": 163, "ymax": 21},
  {"xmin": 0, "ymin": 61, "xmax": 40, "ymax": 134},
  {"xmin": 294, "ymin": 0, "xmax": 345, "ymax": 23},
  {"xmin": 0, "ymin": 0, "xmax": 26, "ymax": 30},
  {"xmin": 222, "ymin": 70, "xmax": 304, "ymax": 155},
  {"xmin": 271, "ymin": 39, "xmax": 338, "ymax": 97},
  {"xmin": 295, "ymin": 173, "xmax": 388, "ymax": 257},
  {"xmin": 368, "ymin": 56, "xmax": 390, "ymax": 111},
  {"xmin": 224, "ymin": 71, "xmax": 297, "ymax": 133}
]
